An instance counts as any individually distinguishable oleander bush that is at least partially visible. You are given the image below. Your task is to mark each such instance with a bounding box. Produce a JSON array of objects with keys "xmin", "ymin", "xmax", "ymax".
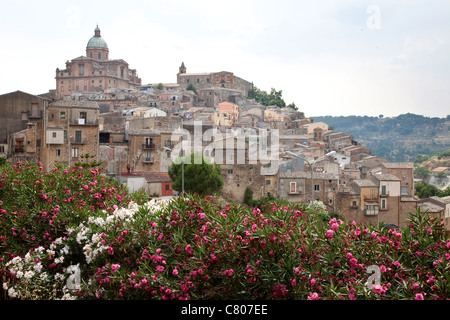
[{"xmin": 1, "ymin": 161, "xmax": 450, "ymax": 300}]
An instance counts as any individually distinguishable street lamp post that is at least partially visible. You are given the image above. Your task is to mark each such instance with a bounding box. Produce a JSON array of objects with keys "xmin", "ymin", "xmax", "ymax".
[
  {"xmin": 286, "ymin": 150, "xmax": 336, "ymax": 210},
  {"xmin": 164, "ymin": 146, "xmax": 184, "ymax": 196}
]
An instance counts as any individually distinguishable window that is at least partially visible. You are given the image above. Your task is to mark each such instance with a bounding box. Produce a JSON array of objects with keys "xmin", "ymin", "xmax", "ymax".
[
  {"xmin": 79, "ymin": 64, "xmax": 84, "ymax": 75},
  {"xmin": 314, "ymin": 185, "xmax": 320, "ymax": 191},
  {"xmin": 381, "ymin": 199, "xmax": 386, "ymax": 210},
  {"xmin": 290, "ymin": 182, "xmax": 296, "ymax": 193},
  {"xmin": 381, "ymin": 185, "xmax": 386, "ymax": 196},
  {"xmin": 351, "ymin": 200, "xmax": 357, "ymax": 207},
  {"xmin": 72, "ymin": 148, "xmax": 78, "ymax": 158},
  {"xmin": 0, "ymin": 146, "xmax": 5, "ymax": 153},
  {"xmin": 227, "ymin": 169, "xmax": 233, "ymax": 174},
  {"xmin": 90, "ymin": 52, "xmax": 93, "ymax": 58},
  {"xmin": 364, "ymin": 204, "xmax": 379, "ymax": 215},
  {"xmin": 52, "ymin": 132, "xmax": 57, "ymax": 138},
  {"xmin": 98, "ymin": 53, "xmax": 102, "ymax": 60},
  {"xmin": 266, "ymin": 180, "xmax": 271, "ymax": 185},
  {"xmin": 60, "ymin": 111, "xmax": 66, "ymax": 119},
  {"xmin": 21, "ymin": 112, "xmax": 28, "ymax": 121},
  {"xmin": 165, "ymin": 184, "xmax": 170, "ymax": 191},
  {"xmin": 401, "ymin": 186, "xmax": 408, "ymax": 195},
  {"xmin": 64, "ymin": 130, "xmax": 67, "ymax": 140},
  {"xmin": 56, "ymin": 149, "xmax": 61, "ymax": 156},
  {"xmin": 75, "ymin": 130, "xmax": 82, "ymax": 143}
]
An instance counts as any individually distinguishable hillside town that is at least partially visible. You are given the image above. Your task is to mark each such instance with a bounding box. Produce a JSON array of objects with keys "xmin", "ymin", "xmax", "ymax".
[{"xmin": 1, "ymin": 26, "xmax": 449, "ymax": 231}]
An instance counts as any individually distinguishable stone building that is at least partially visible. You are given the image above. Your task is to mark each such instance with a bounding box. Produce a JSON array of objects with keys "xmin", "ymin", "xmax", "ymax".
[
  {"xmin": 381, "ymin": 162, "xmax": 415, "ymax": 198},
  {"xmin": 417, "ymin": 196, "xmax": 450, "ymax": 230},
  {"xmin": 0, "ymin": 91, "xmax": 49, "ymax": 152},
  {"xmin": 176, "ymin": 62, "xmax": 253, "ymax": 98},
  {"xmin": 55, "ymin": 26, "xmax": 141, "ymax": 96},
  {"xmin": 126, "ymin": 128, "xmax": 161, "ymax": 173},
  {"xmin": 211, "ymin": 102, "xmax": 239, "ymax": 127},
  {"xmin": 278, "ymin": 171, "xmax": 339, "ymax": 211},
  {"xmin": 337, "ymin": 172, "xmax": 417, "ymax": 228},
  {"xmin": 41, "ymin": 100, "xmax": 100, "ymax": 170}
]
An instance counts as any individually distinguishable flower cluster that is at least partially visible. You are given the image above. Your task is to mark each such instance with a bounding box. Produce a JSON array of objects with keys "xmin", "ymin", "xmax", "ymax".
[{"xmin": 1, "ymin": 161, "xmax": 450, "ymax": 300}]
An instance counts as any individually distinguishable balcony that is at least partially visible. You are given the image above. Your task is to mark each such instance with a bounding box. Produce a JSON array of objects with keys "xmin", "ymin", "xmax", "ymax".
[
  {"xmin": 142, "ymin": 143, "xmax": 155, "ymax": 150},
  {"xmin": 27, "ymin": 110, "xmax": 42, "ymax": 119},
  {"xmin": 14, "ymin": 147, "xmax": 25, "ymax": 153},
  {"xmin": 380, "ymin": 191, "xmax": 389, "ymax": 197},
  {"xmin": 70, "ymin": 136, "xmax": 87, "ymax": 145},
  {"xmin": 71, "ymin": 118, "xmax": 99, "ymax": 126},
  {"xmin": 142, "ymin": 157, "xmax": 154, "ymax": 163}
]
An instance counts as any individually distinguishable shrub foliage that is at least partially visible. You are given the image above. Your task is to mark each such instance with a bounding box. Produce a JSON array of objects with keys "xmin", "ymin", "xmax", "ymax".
[{"xmin": 1, "ymin": 161, "xmax": 450, "ymax": 300}]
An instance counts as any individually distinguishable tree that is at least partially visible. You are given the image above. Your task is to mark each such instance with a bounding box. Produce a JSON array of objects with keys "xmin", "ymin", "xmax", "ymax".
[
  {"xmin": 156, "ymin": 83, "xmax": 164, "ymax": 90},
  {"xmin": 415, "ymin": 181, "xmax": 440, "ymax": 199},
  {"xmin": 247, "ymin": 86, "xmax": 289, "ymax": 108},
  {"xmin": 186, "ymin": 83, "xmax": 197, "ymax": 94},
  {"xmin": 168, "ymin": 153, "xmax": 224, "ymax": 195}
]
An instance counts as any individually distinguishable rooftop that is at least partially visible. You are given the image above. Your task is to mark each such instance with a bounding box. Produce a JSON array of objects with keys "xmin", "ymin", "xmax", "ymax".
[
  {"xmin": 48, "ymin": 100, "xmax": 99, "ymax": 109},
  {"xmin": 382, "ymin": 162, "xmax": 414, "ymax": 169}
]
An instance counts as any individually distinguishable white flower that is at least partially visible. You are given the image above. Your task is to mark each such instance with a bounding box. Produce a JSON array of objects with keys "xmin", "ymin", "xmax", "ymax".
[
  {"xmin": 36, "ymin": 246, "xmax": 45, "ymax": 254},
  {"xmin": 3, "ymin": 283, "xmax": 8, "ymax": 290},
  {"xmin": 60, "ymin": 246, "xmax": 70, "ymax": 255},
  {"xmin": 8, "ymin": 287, "xmax": 19, "ymax": 298},
  {"xmin": 24, "ymin": 252, "xmax": 32, "ymax": 263},
  {"xmin": 40, "ymin": 273, "xmax": 48, "ymax": 281},
  {"xmin": 46, "ymin": 249, "xmax": 55, "ymax": 257},
  {"xmin": 91, "ymin": 233, "xmax": 102, "ymax": 244},
  {"xmin": 55, "ymin": 273, "xmax": 65, "ymax": 281},
  {"xmin": 24, "ymin": 271, "xmax": 35, "ymax": 279},
  {"xmin": 55, "ymin": 256, "xmax": 64, "ymax": 264},
  {"xmin": 16, "ymin": 271, "xmax": 24, "ymax": 279},
  {"xmin": 33, "ymin": 263, "xmax": 43, "ymax": 273}
]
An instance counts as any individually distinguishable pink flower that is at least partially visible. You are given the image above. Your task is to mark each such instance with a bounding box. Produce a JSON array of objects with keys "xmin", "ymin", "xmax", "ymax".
[
  {"xmin": 111, "ymin": 264, "xmax": 120, "ymax": 273},
  {"xmin": 325, "ymin": 229, "xmax": 334, "ymax": 239},
  {"xmin": 251, "ymin": 224, "xmax": 258, "ymax": 232},
  {"xmin": 307, "ymin": 292, "xmax": 319, "ymax": 300},
  {"xmin": 373, "ymin": 285, "xmax": 385, "ymax": 295},
  {"xmin": 108, "ymin": 246, "xmax": 114, "ymax": 255},
  {"xmin": 415, "ymin": 293, "xmax": 424, "ymax": 300},
  {"xmin": 173, "ymin": 269, "xmax": 179, "ymax": 276},
  {"xmin": 156, "ymin": 265, "xmax": 165, "ymax": 273},
  {"xmin": 224, "ymin": 269, "xmax": 234, "ymax": 277},
  {"xmin": 310, "ymin": 279, "xmax": 316, "ymax": 286},
  {"xmin": 331, "ymin": 223, "xmax": 339, "ymax": 230},
  {"xmin": 380, "ymin": 265, "xmax": 386, "ymax": 273},
  {"xmin": 346, "ymin": 252, "xmax": 353, "ymax": 259}
]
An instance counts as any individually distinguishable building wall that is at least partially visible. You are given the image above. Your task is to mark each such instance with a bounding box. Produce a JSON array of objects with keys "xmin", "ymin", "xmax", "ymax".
[
  {"xmin": 41, "ymin": 103, "xmax": 100, "ymax": 170},
  {"xmin": 128, "ymin": 134, "xmax": 161, "ymax": 173},
  {"xmin": 0, "ymin": 91, "xmax": 47, "ymax": 144}
]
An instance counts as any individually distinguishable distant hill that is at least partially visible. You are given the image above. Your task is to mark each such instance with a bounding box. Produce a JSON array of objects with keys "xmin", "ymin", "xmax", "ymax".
[{"xmin": 311, "ymin": 113, "xmax": 450, "ymax": 162}]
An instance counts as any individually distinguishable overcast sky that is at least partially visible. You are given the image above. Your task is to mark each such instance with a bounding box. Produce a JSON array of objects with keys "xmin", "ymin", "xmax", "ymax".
[{"xmin": 2, "ymin": 0, "xmax": 449, "ymax": 118}]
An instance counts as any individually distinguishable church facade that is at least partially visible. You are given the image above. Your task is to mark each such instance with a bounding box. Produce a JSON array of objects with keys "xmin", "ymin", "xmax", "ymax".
[{"xmin": 55, "ymin": 26, "xmax": 142, "ymax": 96}]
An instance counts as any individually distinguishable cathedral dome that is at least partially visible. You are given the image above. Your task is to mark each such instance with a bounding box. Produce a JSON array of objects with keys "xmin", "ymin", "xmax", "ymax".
[{"xmin": 86, "ymin": 25, "xmax": 108, "ymax": 49}]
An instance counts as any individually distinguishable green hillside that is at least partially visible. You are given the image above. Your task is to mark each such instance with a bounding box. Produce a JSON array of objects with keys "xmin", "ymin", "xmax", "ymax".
[{"xmin": 311, "ymin": 113, "xmax": 450, "ymax": 162}]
